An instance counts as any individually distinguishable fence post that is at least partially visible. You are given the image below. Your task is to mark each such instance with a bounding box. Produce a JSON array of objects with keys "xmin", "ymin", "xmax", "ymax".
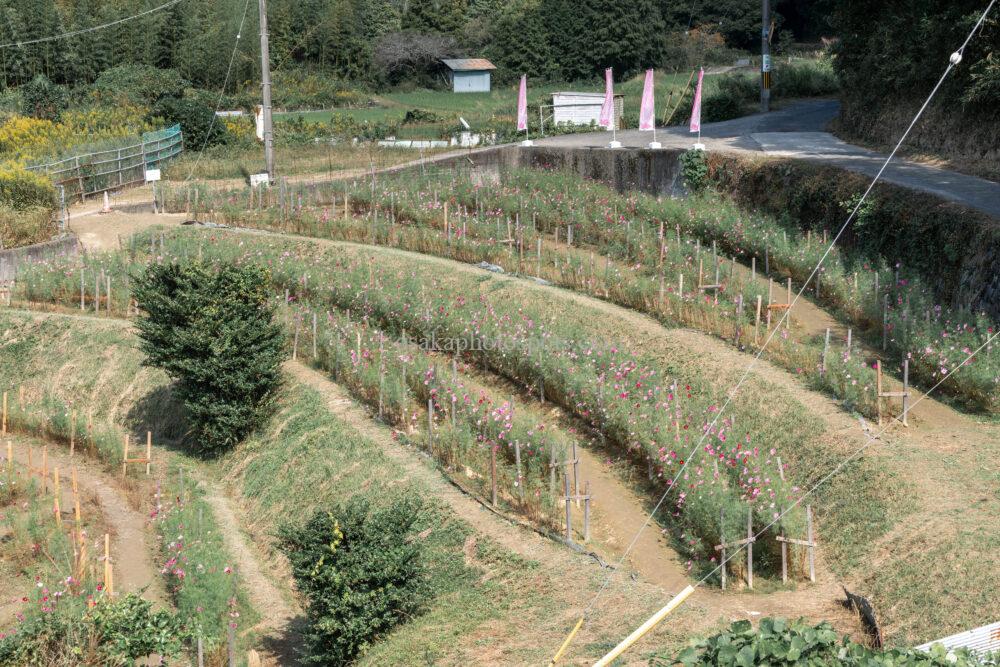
[
  {"xmin": 76, "ymin": 156, "xmax": 85, "ymax": 200},
  {"xmin": 564, "ymin": 472, "xmax": 572, "ymax": 541}
]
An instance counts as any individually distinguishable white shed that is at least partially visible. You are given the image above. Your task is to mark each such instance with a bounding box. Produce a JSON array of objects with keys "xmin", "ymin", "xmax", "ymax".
[
  {"xmin": 551, "ymin": 92, "xmax": 624, "ymax": 130},
  {"xmin": 442, "ymin": 59, "xmax": 496, "ymax": 93}
]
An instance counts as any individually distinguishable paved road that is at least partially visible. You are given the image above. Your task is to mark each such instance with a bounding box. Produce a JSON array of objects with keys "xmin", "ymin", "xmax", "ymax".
[{"xmin": 535, "ymin": 100, "xmax": 1000, "ymax": 219}]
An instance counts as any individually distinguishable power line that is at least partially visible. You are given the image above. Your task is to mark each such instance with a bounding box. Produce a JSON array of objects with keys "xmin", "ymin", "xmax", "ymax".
[
  {"xmin": 0, "ymin": 0, "xmax": 185, "ymax": 50},
  {"xmin": 180, "ymin": 0, "xmax": 254, "ymax": 182},
  {"xmin": 552, "ymin": 0, "xmax": 998, "ymax": 662}
]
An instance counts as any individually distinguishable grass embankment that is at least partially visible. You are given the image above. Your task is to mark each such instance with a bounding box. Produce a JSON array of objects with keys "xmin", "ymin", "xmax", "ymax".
[
  {"xmin": 157, "ymin": 166, "xmax": 997, "ymax": 416},
  {"xmin": 7, "ymin": 229, "xmax": 998, "ymax": 644},
  {"xmin": 0, "ymin": 311, "xmax": 255, "ymax": 657},
  {"xmin": 83, "ymin": 229, "xmax": 820, "ymax": 581},
  {"xmin": 0, "ymin": 309, "xmax": 682, "ymax": 663},
  {"xmin": 160, "ymin": 143, "xmax": 450, "ymax": 182}
]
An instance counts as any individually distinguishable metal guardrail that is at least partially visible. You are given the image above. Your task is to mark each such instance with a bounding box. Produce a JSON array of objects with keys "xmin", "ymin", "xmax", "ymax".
[{"xmin": 27, "ymin": 125, "xmax": 184, "ymax": 202}]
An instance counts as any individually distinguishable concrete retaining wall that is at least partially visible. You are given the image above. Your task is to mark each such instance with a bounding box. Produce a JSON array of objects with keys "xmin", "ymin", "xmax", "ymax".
[
  {"xmin": 0, "ymin": 235, "xmax": 79, "ymax": 282},
  {"xmin": 425, "ymin": 145, "xmax": 689, "ymax": 198}
]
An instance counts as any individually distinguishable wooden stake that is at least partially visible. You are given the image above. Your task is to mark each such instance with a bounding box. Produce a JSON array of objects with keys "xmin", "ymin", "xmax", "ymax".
[
  {"xmin": 902, "ymin": 359, "xmax": 910, "ymax": 427},
  {"xmin": 719, "ymin": 508, "xmax": 726, "ymax": 590},
  {"xmin": 822, "ymin": 328, "xmax": 830, "ymax": 375},
  {"xmin": 427, "ymin": 398, "xmax": 434, "ymax": 452},
  {"xmin": 754, "ymin": 296, "xmax": 762, "ymax": 343},
  {"xmin": 514, "ymin": 441, "xmax": 523, "ymax": 499},
  {"xmin": 1, "ymin": 391, "xmax": 5, "ymax": 435},
  {"xmin": 571, "ymin": 441, "xmax": 580, "ymax": 507},
  {"xmin": 564, "ymin": 472, "xmax": 572, "ymax": 541},
  {"xmin": 807, "ymin": 505, "xmax": 816, "ymax": 582},
  {"xmin": 780, "ymin": 506, "xmax": 788, "ymax": 583},
  {"xmin": 104, "ymin": 534, "xmax": 112, "ymax": 596},
  {"xmin": 53, "ymin": 467, "xmax": 61, "ymax": 527},
  {"xmin": 146, "ymin": 431, "xmax": 152, "ymax": 475},
  {"xmin": 70, "ymin": 410, "xmax": 76, "ymax": 456},
  {"xmin": 876, "ymin": 360, "xmax": 883, "ymax": 425},
  {"xmin": 583, "ymin": 481, "xmax": 591, "ymax": 543},
  {"xmin": 122, "ymin": 435, "xmax": 129, "ymax": 479},
  {"xmin": 747, "ymin": 509, "xmax": 754, "ymax": 590},
  {"xmin": 490, "ymin": 445, "xmax": 498, "ymax": 506}
]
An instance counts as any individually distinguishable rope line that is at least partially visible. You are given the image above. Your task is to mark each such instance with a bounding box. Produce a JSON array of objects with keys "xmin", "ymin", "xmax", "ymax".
[
  {"xmin": 0, "ymin": 0, "xmax": 185, "ymax": 50},
  {"xmin": 550, "ymin": 0, "xmax": 997, "ymax": 661}
]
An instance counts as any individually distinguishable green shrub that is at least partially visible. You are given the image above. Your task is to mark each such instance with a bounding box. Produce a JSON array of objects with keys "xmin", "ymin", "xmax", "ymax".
[
  {"xmin": 680, "ymin": 148, "xmax": 709, "ymax": 192},
  {"xmin": 278, "ymin": 496, "xmax": 428, "ymax": 665},
  {"xmin": 773, "ymin": 60, "xmax": 839, "ymax": 98},
  {"xmin": 91, "ymin": 65, "xmax": 188, "ymax": 107},
  {"xmin": 0, "ymin": 593, "xmax": 187, "ymax": 666},
  {"xmin": 0, "ymin": 163, "xmax": 55, "ymax": 211},
  {"xmin": 153, "ymin": 97, "xmax": 229, "ymax": 150},
  {"xmin": 19, "ymin": 74, "xmax": 68, "ymax": 120},
  {"xmin": 703, "ymin": 74, "xmax": 756, "ymax": 122},
  {"xmin": 655, "ymin": 617, "xmax": 998, "ymax": 666},
  {"xmin": 0, "ymin": 206, "xmax": 56, "ymax": 248},
  {"xmin": 132, "ymin": 262, "xmax": 284, "ymax": 455}
]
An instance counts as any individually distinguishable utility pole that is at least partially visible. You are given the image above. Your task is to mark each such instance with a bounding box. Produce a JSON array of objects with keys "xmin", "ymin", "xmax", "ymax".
[
  {"xmin": 761, "ymin": 0, "xmax": 771, "ymax": 112},
  {"xmin": 258, "ymin": 0, "xmax": 275, "ymax": 180}
]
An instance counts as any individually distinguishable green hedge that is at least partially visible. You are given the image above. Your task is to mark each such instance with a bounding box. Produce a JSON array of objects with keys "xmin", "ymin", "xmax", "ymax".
[{"xmin": 706, "ymin": 153, "xmax": 1000, "ymax": 320}]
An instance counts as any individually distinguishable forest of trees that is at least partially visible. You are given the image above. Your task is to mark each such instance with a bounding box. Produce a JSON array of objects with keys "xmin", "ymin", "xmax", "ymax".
[{"xmin": 0, "ymin": 0, "xmax": 831, "ymax": 92}]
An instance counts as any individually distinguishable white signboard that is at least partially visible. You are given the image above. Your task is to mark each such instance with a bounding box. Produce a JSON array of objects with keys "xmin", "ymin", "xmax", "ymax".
[
  {"xmin": 145, "ymin": 169, "xmax": 161, "ymax": 183},
  {"xmin": 249, "ymin": 172, "xmax": 270, "ymax": 187},
  {"xmin": 762, "ymin": 55, "xmax": 772, "ymax": 72}
]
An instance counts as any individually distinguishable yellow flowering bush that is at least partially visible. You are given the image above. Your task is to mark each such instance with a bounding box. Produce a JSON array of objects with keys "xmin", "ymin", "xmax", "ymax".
[
  {"xmin": 0, "ymin": 104, "xmax": 153, "ymax": 163},
  {"xmin": 223, "ymin": 115, "xmax": 256, "ymax": 146},
  {"xmin": 0, "ymin": 161, "xmax": 55, "ymax": 210}
]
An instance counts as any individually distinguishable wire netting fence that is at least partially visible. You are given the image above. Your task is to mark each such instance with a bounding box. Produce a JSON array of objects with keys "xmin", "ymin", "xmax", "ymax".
[{"xmin": 27, "ymin": 125, "xmax": 184, "ymax": 202}]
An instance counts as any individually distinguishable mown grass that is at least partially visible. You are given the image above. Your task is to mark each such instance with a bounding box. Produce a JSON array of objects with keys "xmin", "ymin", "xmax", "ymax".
[
  {"xmin": 0, "ymin": 311, "xmax": 254, "ymax": 656},
  {"xmin": 224, "ymin": 377, "xmax": 680, "ymax": 664},
  {"xmin": 0, "ymin": 300, "xmax": 681, "ymax": 662},
  {"xmin": 160, "ymin": 143, "xmax": 447, "ymax": 182}
]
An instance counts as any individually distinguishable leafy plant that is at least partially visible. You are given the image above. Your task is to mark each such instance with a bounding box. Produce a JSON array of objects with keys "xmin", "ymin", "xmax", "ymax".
[
  {"xmin": 131, "ymin": 262, "xmax": 284, "ymax": 454},
  {"xmin": 657, "ymin": 617, "xmax": 998, "ymax": 666},
  {"xmin": 0, "ymin": 162, "xmax": 55, "ymax": 211},
  {"xmin": 278, "ymin": 496, "xmax": 428, "ymax": 665},
  {"xmin": 0, "ymin": 594, "xmax": 187, "ymax": 666},
  {"xmin": 680, "ymin": 149, "xmax": 710, "ymax": 192},
  {"xmin": 153, "ymin": 97, "xmax": 228, "ymax": 150}
]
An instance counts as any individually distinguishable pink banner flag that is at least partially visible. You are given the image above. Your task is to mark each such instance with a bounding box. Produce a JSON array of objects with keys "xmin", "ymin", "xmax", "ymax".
[
  {"xmin": 599, "ymin": 68, "xmax": 614, "ymax": 129},
  {"xmin": 639, "ymin": 69, "xmax": 655, "ymax": 131},
  {"xmin": 516, "ymin": 74, "xmax": 528, "ymax": 132},
  {"xmin": 689, "ymin": 67, "xmax": 705, "ymax": 134}
]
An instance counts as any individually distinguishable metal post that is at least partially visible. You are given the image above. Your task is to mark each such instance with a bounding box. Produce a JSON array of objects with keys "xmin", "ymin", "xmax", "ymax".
[
  {"xmin": 761, "ymin": 0, "xmax": 771, "ymax": 114},
  {"xmin": 258, "ymin": 0, "xmax": 275, "ymax": 180}
]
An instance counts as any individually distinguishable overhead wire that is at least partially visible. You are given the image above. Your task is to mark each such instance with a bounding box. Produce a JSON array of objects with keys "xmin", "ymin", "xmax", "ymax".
[{"xmin": 0, "ymin": 0, "xmax": 185, "ymax": 50}]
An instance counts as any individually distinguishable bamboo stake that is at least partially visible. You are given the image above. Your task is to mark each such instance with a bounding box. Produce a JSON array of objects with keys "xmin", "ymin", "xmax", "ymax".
[
  {"xmin": 122, "ymin": 435, "xmax": 129, "ymax": 479},
  {"xmin": 70, "ymin": 410, "xmax": 76, "ymax": 456},
  {"xmin": 592, "ymin": 586, "xmax": 696, "ymax": 667},
  {"xmin": 146, "ymin": 431, "xmax": 152, "ymax": 475},
  {"xmin": 490, "ymin": 445, "xmax": 498, "ymax": 506},
  {"xmin": 1, "ymin": 391, "xmax": 6, "ymax": 435},
  {"xmin": 53, "ymin": 467, "xmax": 61, "ymax": 527},
  {"xmin": 104, "ymin": 534, "xmax": 112, "ymax": 596}
]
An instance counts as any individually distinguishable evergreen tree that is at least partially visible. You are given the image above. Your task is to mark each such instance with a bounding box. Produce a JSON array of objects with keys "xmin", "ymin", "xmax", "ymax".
[
  {"xmin": 404, "ymin": 0, "xmax": 468, "ymax": 35},
  {"xmin": 489, "ymin": 0, "xmax": 556, "ymax": 81}
]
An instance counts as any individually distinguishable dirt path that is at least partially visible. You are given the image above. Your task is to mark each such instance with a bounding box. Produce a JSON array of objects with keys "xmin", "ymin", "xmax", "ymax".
[
  {"xmin": 201, "ymin": 483, "xmax": 303, "ymax": 666},
  {"xmin": 287, "ymin": 360, "xmax": 858, "ymax": 635},
  {"xmin": 5, "ymin": 436, "xmax": 166, "ymax": 604},
  {"xmin": 451, "ymin": 357, "xmax": 692, "ymax": 592}
]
